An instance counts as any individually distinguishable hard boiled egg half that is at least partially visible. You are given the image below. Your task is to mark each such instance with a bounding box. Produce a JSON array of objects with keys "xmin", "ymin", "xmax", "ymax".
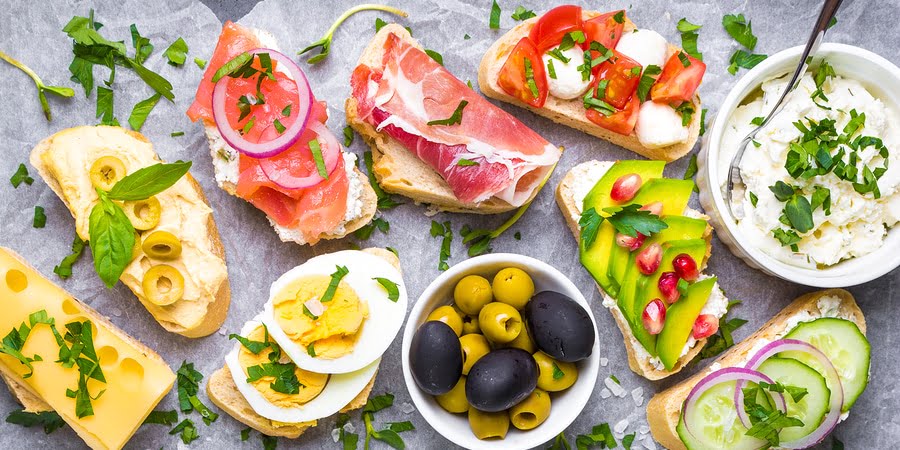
[
  {"xmin": 261, "ymin": 250, "xmax": 408, "ymax": 374},
  {"xmin": 226, "ymin": 315, "xmax": 379, "ymax": 423}
]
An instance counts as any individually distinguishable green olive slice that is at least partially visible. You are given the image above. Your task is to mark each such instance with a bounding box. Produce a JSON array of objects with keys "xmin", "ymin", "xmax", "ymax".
[
  {"xmin": 89, "ymin": 156, "xmax": 126, "ymax": 191},
  {"xmin": 123, "ymin": 196, "xmax": 162, "ymax": 230},
  {"xmin": 141, "ymin": 230, "xmax": 182, "ymax": 260},
  {"xmin": 142, "ymin": 264, "xmax": 184, "ymax": 306}
]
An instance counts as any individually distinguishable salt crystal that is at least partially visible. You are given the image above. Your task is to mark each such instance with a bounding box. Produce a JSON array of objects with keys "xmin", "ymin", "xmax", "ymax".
[
  {"xmin": 600, "ymin": 388, "xmax": 612, "ymax": 399},
  {"xmin": 343, "ymin": 422, "xmax": 356, "ymax": 434},
  {"xmin": 331, "ymin": 428, "xmax": 341, "ymax": 443},
  {"xmin": 218, "ymin": 326, "xmax": 227, "ymax": 336},
  {"xmin": 600, "ymin": 357, "xmax": 609, "ymax": 367},
  {"xmin": 605, "ymin": 377, "xmax": 626, "ymax": 397},
  {"xmin": 642, "ymin": 436, "xmax": 658, "ymax": 450},
  {"xmin": 400, "ymin": 402, "xmax": 415, "ymax": 414},
  {"xmin": 631, "ymin": 387, "xmax": 644, "ymax": 406},
  {"xmin": 110, "ymin": 307, "xmax": 122, "ymax": 317},
  {"xmin": 639, "ymin": 425, "xmax": 650, "ymax": 435},
  {"xmin": 614, "ymin": 419, "xmax": 629, "ymax": 434}
]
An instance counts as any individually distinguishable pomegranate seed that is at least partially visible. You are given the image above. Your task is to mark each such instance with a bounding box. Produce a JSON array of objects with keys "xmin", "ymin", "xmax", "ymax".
[
  {"xmin": 610, "ymin": 173, "xmax": 642, "ymax": 202},
  {"xmin": 615, "ymin": 232, "xmax": 646, "ymax": 252},
  {"xmin": 636, "ymin": 243, "xmax": 662, "ymax": 275},
  {"xmin": 658, "ymin": 272, "xmax": 681, "ymax": 304},
  {"xmin": 692, "ymin": 314, "xmax": 719, "ymax": 339},
  {"xmin": 640, "ymin": 201, "xmax": 664, "ymax": 217},
  {"xmin": 642, "ymin": 299, "xmax": 666, "ymax": 335},
  {"xmin": 673, "ymin": 253, "xmax": 699, "ymax": 281}
]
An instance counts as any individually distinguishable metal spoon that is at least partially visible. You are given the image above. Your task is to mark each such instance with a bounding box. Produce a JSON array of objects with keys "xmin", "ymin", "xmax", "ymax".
[{"xmin": 725, "ymin": 0, "xmax": 843, "ymax": 218}]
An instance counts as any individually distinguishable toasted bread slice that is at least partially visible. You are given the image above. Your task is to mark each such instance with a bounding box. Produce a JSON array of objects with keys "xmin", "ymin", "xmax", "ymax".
[
  {"xmin": 556, "ymin": 161, "xmax": 714, "ymax": 380},
  {"xmin": 30, "ymin": 126, "xmax": 230, "ymax": 338},
  {"xmin": 207, "ymin": 248, "xmax": 398, "ymax": 438},
  {"xmin": 346, "ymin": 24, "xmax": 552, "ymax": 214},
  {"xmin": 479, "ymin": 11, "xmax": 702, "ymax": 162},
  {"xmin": 646, "ymin": 289, "xmax": 866, "ymax": 450}
]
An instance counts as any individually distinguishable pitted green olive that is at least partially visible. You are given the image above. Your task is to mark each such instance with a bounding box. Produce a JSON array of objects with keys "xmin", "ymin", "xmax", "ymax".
[
  {"xmin": 492, "ymin": 268, "xmax": 534, "ymax": 310},
  {"xmin": 435, "ymin": 376, "xmax": 469, "ymax": 413},
  {"xmin": 142, "ymin": 264, "xmax": 185, "ymax": 306},
  {"xmin": 533, "ymin": 351, "xmax": 577, "ymax": 392},
  {"xmin": 454, "ymin": 275, "xmax": 493, "ymax": 315},
  {"xmin": 504, "ymin": 323, "xmax": 536, "ymax": 354},
  {"xmin": 123, "ymin": 196, "xmax": 162, "ymax": 230},
  {"xmin": 478, "ymin": 302, "xmax": 522, "ymax": 344},
  {"xmin": 468, "ymin": 408, "xmax": 509, "ymax": 440},
  {"xmin": 427, "ymin": 305, "xmax": 463, "ymax": 336},
  {"xmin": 90, "ymin": 156, "xmax": 126, "ymax": 191},
  {"xmin": 141, "ymin": 230, "xmax": 182, "ymax": 260},
  {"xmin": 509, "ymin": 388, "xmax": 551, "ymax": 430},
  {"xmin": 459, "ymin": 333, "xmax": 490, "ymax": 375},
  {"xmin": 461, "ymin": 315, "xmax": 481, "ymax": 335}
]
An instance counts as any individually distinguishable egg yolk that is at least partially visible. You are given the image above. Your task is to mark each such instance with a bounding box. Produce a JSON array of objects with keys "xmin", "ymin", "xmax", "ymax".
[
  {"xmin": 272, "ymin": 274, "xmax": 369, "ymax": 359},
  {"xmin": 238, "ymin": 325, "xmax": 329, "ymax": 408}
]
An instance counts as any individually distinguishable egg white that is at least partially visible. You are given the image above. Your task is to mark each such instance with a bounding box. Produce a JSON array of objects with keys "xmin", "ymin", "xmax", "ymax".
[
  {"xmin": 261, "ymin": 250, "xmax": 408, "ymax": 374},
  {"xmin": 226, "ymin": 315, "xmax": 380, "ymax": 423}
]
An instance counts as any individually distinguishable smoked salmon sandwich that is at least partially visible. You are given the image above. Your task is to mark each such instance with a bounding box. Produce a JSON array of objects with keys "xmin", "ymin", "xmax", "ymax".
[
  {"xmin": 188, "ymin": 22, "xmax": 376, "ymax": 246},
  {"xmin": 346, "ymin": 24, "xmax": 562, "ymax": 214}
]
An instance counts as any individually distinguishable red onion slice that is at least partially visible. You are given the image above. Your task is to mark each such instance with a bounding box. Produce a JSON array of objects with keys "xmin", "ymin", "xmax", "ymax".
[
  {"xmin": 738, "ymin": 339, "xmax": 844, "ymax": 449},
  {"xmin": 211, "ymin": 48, "xmax": 313, "ymax": 158},
  {"xmin": 259, "ymin": 121, "xmax": 341, "ymax": 190},
  {"xmin": 682, "ymin": 367, "xmax": 782, "ymax": 448}
]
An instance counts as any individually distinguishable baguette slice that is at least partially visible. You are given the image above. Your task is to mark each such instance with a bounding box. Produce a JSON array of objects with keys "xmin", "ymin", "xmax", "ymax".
[
  {"xmin": 479, "ymin": 11, "xmax": 702, "ymax": 162},
  {"xmin": 30, "ymin": 126, "xmax": 230, "ymax": 338},
  {"xmin": 556, "ymin": 161, "xmax": 714, "ymax": 380},
  {"xmin": 346, "ymin": 24, "xmax": 550, "ymax": 214},
  {"xmin": 206, "ymin": 247, "xmax": 398, "ymax": 438},
  {"xmin": 646, "ymin": 289, "xmax": 866, "ymax": 450}
]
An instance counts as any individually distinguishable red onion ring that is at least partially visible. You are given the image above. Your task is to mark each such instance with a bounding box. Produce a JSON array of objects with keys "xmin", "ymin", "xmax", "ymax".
[
  {"xmin": 211, "ymin": 48, "xmax": 313, "ymax": 158},
  {"xmin": 259, "ymin": 121, "xmax": 341, "ymax": 190},
  {"xmin": 737, "ymin": 339, "xmax": 844, "ymax": 449},
  {"xmin": 682, "ymin": 367, "xmax": 782, "ymax": 448}
]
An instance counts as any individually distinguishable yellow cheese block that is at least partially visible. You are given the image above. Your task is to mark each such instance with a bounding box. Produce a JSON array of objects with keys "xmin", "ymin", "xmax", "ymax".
[{"xmin": 0, "ymin": 247, "xmax": 175, "ymax": 450}]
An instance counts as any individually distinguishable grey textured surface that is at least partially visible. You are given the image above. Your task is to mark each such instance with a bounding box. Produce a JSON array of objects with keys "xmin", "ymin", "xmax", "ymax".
[{"xmin": 0, "ymin": 0, "xmax": 897, "ymax": 448}]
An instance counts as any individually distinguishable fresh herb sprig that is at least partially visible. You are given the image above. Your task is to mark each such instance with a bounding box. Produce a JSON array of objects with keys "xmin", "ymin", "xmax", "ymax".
[
  {"xmin": 0, "ymin": 50, "xmax": 74, "ymax": 121},
  {"xmin": 6, "ymin": 410, "xmax": 66, "ymax": 434},
  {"xmin": 430, "ymin": 220, "xmax": 453, "ymax": 271},
  {"xmin": 176, "ymin": 361, "xmax": 219, "ymax": 428},
  {"xmin": 299, "ymin": 4, "xmax": 408, "ymax": 64},
  {"xmin": 579, "ymin": 204, "xmax": 669, "ymax": 248},
  {"xmin": 722, "ymin": 13, "xmax": 766, "ymax": 75}
]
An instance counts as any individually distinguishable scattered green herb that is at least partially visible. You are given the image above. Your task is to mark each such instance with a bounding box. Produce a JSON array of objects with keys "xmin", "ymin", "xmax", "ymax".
[
  {"xmin": 343, "ymin": 125, "xmax": 354, "ymax": 147},
  {"xmin": 54, "ymin": 234, "xmax": 86, "ymax": 279},
  {"xmin": 10, "ymin": 164, "xmax": 34, "ymax": 188},
  {"xmin": 32, "ymin": 206, "xmax": 46, "ymax": 228},
  {"xmin": 127, "ymin": 92, "xmax": 162, "ymax": 131},
  {"xmin": 169, "ymin": 418, "xmax": 199, "ymax": 444},
  {"xmin": 430, "ymin": 220, "xmax": 453, "ymax": 271},
  {"xmin": 194, "ymin": 57, "xmax": 207, "ymax": 69},
  {"xmin": 425, "ymin": 49, "xmax": 443, "ymax": 65},
  {"xmin": 373, "ymin": 277, "xmax": 401, "ymax": 302},
  {"xmin": 457, "ymin": 158, "xmax": 479, "ymax": 166},
  {"xmin": 0, "ymin": 50, "xmax": 74, "ymax": 121},
  {"xmin": 552, "ymin": 362, "xmax": 565, "ymax": 380},
  {"xmin": 143, "ymin": 409, "xmax": 179, "ymax": 426},
  {"xmin": 489, "ymin": 0, "xmax": 501, "ymax": 29},
  {"xmin": 683, "ymin": 153, "xmax": 699, "ymax": 193},
  {"xmin": 300, "ymin": 5, "xmax": 408, "ymax": 64},
  {"xmin": 727, "ymin": 49, "xmax": 767, "ymax": 75},
  {"xmin": 636, "ymin": 64, "xmax": 661, "ymax": 102},
  {"xmin": 677, "ymin": 18, "xmax": 703, "ymax": 60},
  {"xmin": 6, "ymin": 410, "xmax": 66, "ymax": 434},
  {"xmin": 722, "ymin": 13, "xmax": 758, "ymax": 50},
  {"xmin": 427, "ymin": 100, "xmax": 468, "ymax": 126},
  {"xmin": 511, "ymin": 6, "xmax": 536, "ymax": 21},
  {"xmin": 309, "ymin": 139, "xmax": 329, "ymax": 179},
  {"xmin": 321, "ymin": 265, "xmax": 350, "ymax": 302},
  {"xmin": 354, "ymin": 216, "xmax": 390, "ymax": 240},
  {"xmin": 575, "ymin": 423, "xmax": 616, "ymax": 449},
  {"xmin": 164, "ymin": 37, "xmax": 188, "ymax": 66},
  {"xmin": 697, "ymin": 300, "xmax": 747, "ymax": 361},
  {"xmin": 363, "ymin": 151, "xmax": 402, "ymax": 209}
]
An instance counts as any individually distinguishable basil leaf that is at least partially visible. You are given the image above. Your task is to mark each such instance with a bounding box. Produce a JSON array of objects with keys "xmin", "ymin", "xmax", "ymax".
[
  {"xmin": 388, "ymin": 421, "xmax": 415, "ymax": 432},
  {"xmin": 211, "ymin": 52, "xmax": 253, "ymax": 83},
  {"xmin": 130, "ymin": 24, "xmax": 153, "ymax": 64},
  {"xmin": 169, "ymin": 418, "xmax": 199, "ymax": 444},
  {"xmin": 127, "ymin": 93, "xmax": 161, "ymax": 131},
  {"xmin": 106, "ymin": 161, "xmax": 192, "ymax": 201},
  {"xmin": 343, "ymin": 126, "xmax": 354, "ymax": 147},
  {"xmin": 229, "ymin": 333, "xmax": 270, "ymax": 354},
  {"xmin": 164, "ymin": 37, "xmax": 189, "ymax": 66},
  {"xmin": 373, "ymin": 277, "xmax": 400, "ymax": 302},
  {"xmin": 372, "ymin": 428, "xmax": 404, "ymax": 449},
  {"xmin": 88, "ymin": 195, "xmax": 135, "ymax": 288}
]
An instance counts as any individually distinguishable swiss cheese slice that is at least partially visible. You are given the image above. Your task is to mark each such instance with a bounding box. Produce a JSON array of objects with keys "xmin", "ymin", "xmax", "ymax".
[{"xmin": 0, "ymin": 247, "xmax": 175, "ymax": 450}]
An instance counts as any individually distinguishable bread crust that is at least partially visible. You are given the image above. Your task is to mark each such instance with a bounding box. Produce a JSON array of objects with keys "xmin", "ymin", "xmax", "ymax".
[
  {"xmin": 555, "ymin": 161, "xmax": 713, "ymax": 380},
  {"xmin": 345, "ymin": 24, "xmax": 553, "ymax": 214},
  {"xmin": 478, "ymin": 11, "xmax": 702, "ymax": 162},
  {"xmin": 207, "ymin": 248, "xmax": 399, "ymax": 438},
  {"xmin": 646, "ymin": 289, "xmax": 866, "ymax": 450},
  {"xmin": 29, "ymin": 126, "xmax": 230, "ymax": 338}
]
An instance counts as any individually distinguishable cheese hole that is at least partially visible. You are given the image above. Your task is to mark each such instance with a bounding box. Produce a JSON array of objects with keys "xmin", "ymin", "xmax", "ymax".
[
  {"xmin": 119, "ymin": 358, "xmax": 145, "ymax": 391},
  {"xmin": 97, "ymin": 346, "xmax": 119, "ymax": 367},
  {"xmin": 5, "ymin": 269, "xmax": 27, "ymax": 293},
  {"xmin": 62, "ymin": 298, "xmax": 80, "ymax": 315}
]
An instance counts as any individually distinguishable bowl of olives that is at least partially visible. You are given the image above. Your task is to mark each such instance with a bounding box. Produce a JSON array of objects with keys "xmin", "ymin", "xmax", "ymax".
[{"xmin": 402, "ymin": 254, "xmax": 600, "ymax": 449}]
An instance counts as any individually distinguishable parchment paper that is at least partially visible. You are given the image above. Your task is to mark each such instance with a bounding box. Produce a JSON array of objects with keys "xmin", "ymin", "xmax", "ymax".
[{"xmin": 0, "ymin": 0, "xmax": 897, "ymax": 448}]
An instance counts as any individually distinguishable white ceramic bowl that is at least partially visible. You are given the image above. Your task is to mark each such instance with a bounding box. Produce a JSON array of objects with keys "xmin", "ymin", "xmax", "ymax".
[
  {"xmin": 698, "ymin": 43, "xmax": 900, "ymax": 287},
  {"xmin": 401, "ymin": 254, "xmax": 600, "ymax": 450}
]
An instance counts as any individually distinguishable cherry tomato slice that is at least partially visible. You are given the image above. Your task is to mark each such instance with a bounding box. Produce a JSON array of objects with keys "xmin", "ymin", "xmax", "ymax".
[
  {"xmin": 586, "ymin": 94, "xmax": 640, "ymax": 135},
  {"xmin": 583, "ymin": 10, "xmax": 626, "ymax": 50},
  {"xmin": 498, "ymin": 37, "xmax": 548, "ymax": 108},
  {"xmin": 650, "ymin": 51, "xmax": 706, "ymax": 105},
  {"xmin": 593, "ymin": 50, "xmax": 642, "ymax": 109},
  {"xmin": 528, "ymin": 5, "xmax": 583, "ymax": 53}
]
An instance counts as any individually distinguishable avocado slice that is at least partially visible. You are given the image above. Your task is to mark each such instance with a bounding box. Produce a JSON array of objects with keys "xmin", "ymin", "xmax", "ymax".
[
  {"xmin": 657, "ymin": 277, "xmax": 717, "ymax": 370},
  {"xmin": 615, "ymin": 217, "xmax": 708, "ymax": 321},
  {"xmin": 628, "ymin": 239, "xmax": 709, "ymax": 356},
  {"xmin": 580, "ymin": 161, "xmax": 665, "ymax": 296},
  {"xmin": 605, "ymin": 178, "xmax": 696, "ymax": 291}
]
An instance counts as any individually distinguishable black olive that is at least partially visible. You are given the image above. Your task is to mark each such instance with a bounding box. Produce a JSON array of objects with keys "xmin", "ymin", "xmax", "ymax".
[
  {"xmin": 525, "ymin": 291, "xmax": 595, "ymax": 362},
  {"xmin": 465, "ymin": 348, "xmax": 537, "ymax": 412},
  {"xmin": 409, "ymin": 321, "xmax": 462, "ymax": 395}
]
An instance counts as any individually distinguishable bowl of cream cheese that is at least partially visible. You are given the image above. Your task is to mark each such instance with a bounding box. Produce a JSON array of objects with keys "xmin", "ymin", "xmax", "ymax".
[{"xmin": 698, "ymin": 43, "xmax": 900, "ymax": 287}]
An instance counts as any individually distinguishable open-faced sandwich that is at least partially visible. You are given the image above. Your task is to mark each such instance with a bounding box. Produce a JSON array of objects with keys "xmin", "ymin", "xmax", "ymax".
[
  {"xmin": 188, "ymin": 22, "xmax": 376, "ymax": 245},
  {"xmin": 208, "ymin": 248, "xmax": 407, "ymax": 438},
  {"xmin": 0, "ymin": 246, "xmax": 176, "ymax": 449},
  {"xmin": 480, "ymin": 5, "xmax": 705, "ymax": 161},
  {"xmin": 346, "ymin": 24, "xmax": 562, "ymax": 214},
  {"xmin": 557, "ymin": 160, "xmax": 728, "ymax": 379},
  {"xmin": 648, "ymin": 289, "xmax": 870, "ymax": 449},
  {"xmin": 30, "ymin": 126, "xmax": 230, "ymax": 338}
]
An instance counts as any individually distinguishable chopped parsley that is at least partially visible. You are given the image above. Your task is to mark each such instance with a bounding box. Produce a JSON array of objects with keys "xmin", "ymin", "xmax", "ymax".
[
  {"xmin": 697, "ymin": 300, "xmax": 747, "ymax": 361},
  {"xmin": 578, "ymin": 41, "xmax": 613, "ymax": 81},
  {"xmin": 6, "ymin": 410, "xmax": 66, "ymax": 434},
  {"xmin": 677, "ymin": 51, "xmax": 691, "ymax": 67},
  {"xmin": 430, "ymin": 220, "xmax": 453, "ymax": 271},
  {"xmin": 489, "ymin": 0, "xmax": 501, "ymax": 29},
  {"xmin": 10, "ymin": 163, "xmax": 34, "ymax": 188},
  {"xmin": 169, "ymin": 418, "xmax": 199, "ymax": 444},
  {"xmin": 575, "ymin": 423, "xmax": 616, "ymax": 449},
  {"xmin": 457, "ymin": 158, "xmax": 479, "ymax": 167},
  {"xmin": 273, "ymin": 118, "xmax": 286, "ymax": 134},
  {"xmin": 142, "ymin": 409, "xmax": 179, "ymax": 426},
  {"xmin": 551, "ymin": 362, "xmax": 565, "ymax": 380},
  {"xmin": 176, "ymin": 361, "xmax": 218, "ymax": 426},
  {"xmin": 309, "ymin": 138, "xmax": 328, "ymax": 179},
  {"xmin": 699, "ymin": 108, "xmax": 708, "ymax": 136},
  {"xmin": 306, "ymin": 342, "xmax": 316, "ymax": 357},
  {"xmin": 163, "ymin": 37, "xmax": 188, "ymax": 66},
  {"xmin": 524, "ymin": 57, "xmax": 539, "ymax": 99},
  {"xmin": 128, "ymin": 92, "xmax": 162, "ymax": 131},
  {"xmin": 321, "ymin": 265, "xmax": 350, "ymax": 302},
  {"xmin": 343, "ymin": 125, "xmax": 354, "ymax": 147},
  {"xmin": 677, "ymin": 18, "xmax": 703, "ymax": 60},
  {"xmin": 361, "ymin": 394, "xmax": 412, "ymax": 449},
  {"xmin": 32, "ymin": 206, "xmax": 46, "ymax": 228},
  {"xmin": 722, "ymin": 13, "xmax": 758, "ymax": 50},
  {"xmin": 193, "ymin": 57, "xmax": 207, "ymax": 69},
  {"xmin": 675, "ymin": 102, "xmax": 695, "ymax": 126},
  {"xmin": 636, "ymin": 64, "xmax": 661, "ymax": 103},
  {"xmin": 373, "ymin": 277, "xmax": 401, "ymax": 302},
  {"xmin": 727, "ymin": 50, "xmax": 767, "ymax": 75},
  {"xmin": 425, "ymin": 49, "xmax": 443, "ymax": 65},
  {"xmin": 54, "ymin": 234, "xmax": 86, "ymax": 279},
  {"xmin": 546, "ymin": 58, "xmax": 557, "ymax": 79},
  {"xmin": 511, "ymin": 6, "xmax": 536, "ymax": 21},
  {"xmin": 427, "ymin": 100, "xmax": 468, "ymax": 126},
  {"xmin": 354, "ymin": 216, "xmax": 389, "ymax": 240},
  {"xmin": 749, "ymin": 191, "xmax": 759, "ymax": 207}
]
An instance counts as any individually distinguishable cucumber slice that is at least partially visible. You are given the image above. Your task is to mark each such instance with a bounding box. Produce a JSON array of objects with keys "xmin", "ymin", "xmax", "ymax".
[
  {"xmin": 782, "ymin": 318, "xmax": 870, "ymax": 411},
  {"xmin": 757, "ymin": 357, "xmax": 830, "ymax": 442},
  {"xmin": 678, "ymin": 381, "xmax": 765, "ymax": 450}
]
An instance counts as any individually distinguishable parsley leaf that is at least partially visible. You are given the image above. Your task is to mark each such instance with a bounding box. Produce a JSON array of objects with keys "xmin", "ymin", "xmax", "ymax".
[
  {"xmin": 427, "ymin": 100, "xmax": 468, "ymax": 126},
  {"xmin": 511, "ymin": 6, "xmax": 537, "ymax": 21},
  {"xmin": 6, "ymin": 410, "xmax": 66, "ymax": 434},
  {"xmin": 727, "ymin": 49, "xmax": 767, "ymax": 75},
  {"xmin": 321, "ymin": 266, "xmax": 350, "ymax": 302},
  {"xmin": 677, "ymin": 18, "xmax": 703, "ymax": 60},
  {"xmin": 169, "ymin": 418, "xmax": 199, "ymax": 444},
  {"xmin": 489, "ymin": 0, "xmax": 501, "ymax": 29},
  {"xmin": 10, "ymin": 163, "xmax": 34, "ymax": 188},
  {"xmin": 575, "ymin": 423, "xmax": 616, "ymax": 449},
  {"xmin": 373, "ymin": 277, "xmax": 401, "ymax": 302},
  {"xmin": 579, "ymin": 207, "xmax": 604, "ymax": 248},
  {"xmin": 127, "ymin": 92, "xmax": 162, "ymax": 131},
  {"xmin": 722, "ymin": 13, "xmax": 758, "ymax": 50},
  {"xmin": 602, "ymin": 204, "xmax": 669, "ymax": 238},
  {"xmin": 54, "ymin": 234, "xmax": 86, "ymax": 279},
  {"xmin": 0, "ymin": 50, "xmax": 75, "ymax": 121},
  {"xmin": 164, "ymin": 37, "xmax": 189, "ymax": 66}
]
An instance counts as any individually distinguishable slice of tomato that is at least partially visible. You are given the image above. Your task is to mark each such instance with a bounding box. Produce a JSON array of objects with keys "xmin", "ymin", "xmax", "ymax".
[
  {"xmin": 498, "ymin": 37, "xmax": 548, "ymax": 108},
  {"xmin": 528, "ymin": 5, "xmax": 583, "ymax": 52},
  {"xmin": 650, "ymin": 51, "xmax": 707, "ymax": 105},
  {"xmin": 583, "ymin": 10, "xmax": 626, "ymax": 50},
  {"xmin": 593, "ymin": 50, "xmax": 642, "ymax": 109},
  {"xmin": 586, "ymin": 95, "xmax": 639, "ymax": 135}
]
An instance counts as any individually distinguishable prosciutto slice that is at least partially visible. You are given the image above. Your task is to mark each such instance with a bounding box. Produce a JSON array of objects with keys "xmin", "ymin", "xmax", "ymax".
[{"xmin": 351, "ymin": 33, "xmax": 560, "ymax": 206}]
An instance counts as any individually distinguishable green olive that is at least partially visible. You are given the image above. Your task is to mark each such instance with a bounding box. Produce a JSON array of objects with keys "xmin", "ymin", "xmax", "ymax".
[
  {"xmin": 131, "ymin": 231, "xmax": 142, "ymax": 260},
  {"xmin": 435, "ymin": 376, "xmax": 468, "ymax": 414},
  {"xmin": 468, "ymin": 407, "xmax": 509, "ymax": 440},
  {"xmin": 142, "ymin": 264, "xmax": 185, "ymax": 306},
  {"xmin": 504, "ymin": 323, "xmax": 536, "ymax": 354},
  {"xmin": 509, "ymin": 388, "xmax": 551, "ymax": 430},
  {"xmin": 454, "ymin": 275, "xmax": 493, "ymax": 315},
  {"xmin": 427, "ymin": 305, "xmax": 463, "ymax": 336},
  {"xmin": 459, "ymin": 334, "xmax": 491, "ymax": 375},
  {"xmin": 89, "ymin": 156, "xmax": 126, "ymax": 191},
  {"xmin": 492, "ymin": 268, "xmax": 534, "ymax": 310},
  {"xmin": 141, "ymin": 230, "xmax": 183, "ymax": 260},
  {"xmin": 478, "ymin": 302, "xmax": 522, "ymax": 344},
  {"xmin": 461, "ymin": 315, "xmax": 481, "ymax": 335},
  {"xmin": 122, "ymin": 196, "xmax": 162, "ymax": 230},
  {"xmin": 533, "ymin": 351, "xmax": 578, "ymax": 392}
]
